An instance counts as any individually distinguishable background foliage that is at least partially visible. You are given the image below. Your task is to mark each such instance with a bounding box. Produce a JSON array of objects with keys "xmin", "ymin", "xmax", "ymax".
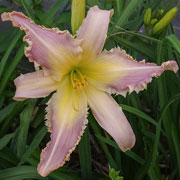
[{"xmin": 0, "ymin": 0, "xmax": 180, "ymax": 179}]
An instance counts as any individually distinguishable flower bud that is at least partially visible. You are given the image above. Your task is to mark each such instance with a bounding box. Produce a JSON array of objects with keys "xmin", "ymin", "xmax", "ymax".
[
  {"xmin": 151, "ymin": 18, "xmax": 158, "ymax": 25},
  {"xmin": 155, "ymin": 9, "xmax": 164, "ymax": 19},
  {"xmin": 71, "ymin": 0, "xmax": 85, "ymax": 34},
  {"xmin": 152, "ymin": 7, "xmax": 178, "ymax": 35},
  {"xmin": 144, "ymin": 8, "xmax": 152, "ymax": 25}
]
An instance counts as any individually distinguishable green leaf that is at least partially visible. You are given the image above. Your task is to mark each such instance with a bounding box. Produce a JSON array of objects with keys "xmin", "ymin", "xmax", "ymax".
[
  {"xmin": 0, "ymin": 166, "xmax": 47, "ymax": 180},
  {"xmin": 40, "ymin": 0, "xmax": 68, "ymax": 25},
  {"xmin": 0, "ymin": 133, "xmax": 14, "ymax": 151},
  {"xmin": 95, "ymin": 134, "xmax": 144, "ymax": 165},
  {"xmin": 17, "ymin": 99, "xmax": 37, "ymax": 157},
  {"xmin": 88, "ymin": 113, "xmax": 117, "ymax": 169},
  {"xmin": 50, "ymin": 171, "xmax": 78, "ymax": 180},
  {"xmin": 18, "ymin": 126, "xmax": 47, "ymax": 165},
  {"xmin": 0, "ymin": 6, "xmax": 12, "ymax": 14},
  {"xmin": 0, "ymin": 102, "xmax": 26, "ymax": 137},
  {"xmin": 87, "ymin": 0, "xmax": 102, "ymax": 8},
  {"xmin": 111, "ymin": 0, "xmax": 143, "ymax": 32},
  {"xmin": 0, "ymin": 102, "xmax": 18, "ymax": 124},
  {"xmin": 166, "ymin": 34, "xmax": 180, "ymax": 65},
  {"xmin": 160, "ymin": 93, "xmax": 180, "ymax": 177},
  {"xmin": 166, "ymin": 34, "xmax": 180, "ymax": 54},
  {"xmin": 120, "ymin": 104, "xmax": 157, "ymax": 126},
  {"xmin": 111, "ymin": 36, "xmax": 155, "ymax": 59},
  {"xmin": 114, "ymin": 0, "xmax": 126, "ymax": 17},
  {"xmin": 20, "ymin": 0, "xmax": 34, "ymax": 19},
  {"xmin": 0, "ymin": 148, "xmax": 18, "ymax": 165},
  {"xmin": 0, "ymin": 31, "xmax": 22, "ymax": 77},
  {"xmin": 0, "ymin": 43, "xmax": 25, "ymax": 97},
  {"xmin": 78, "ymin": 127, "xmax": 92, "ymax": 180}
]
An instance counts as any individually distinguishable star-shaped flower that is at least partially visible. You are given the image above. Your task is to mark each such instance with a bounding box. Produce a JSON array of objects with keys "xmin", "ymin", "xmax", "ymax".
[{"xmin": 1, "ymin": 6, "xmax": 178, "ymax": 177}]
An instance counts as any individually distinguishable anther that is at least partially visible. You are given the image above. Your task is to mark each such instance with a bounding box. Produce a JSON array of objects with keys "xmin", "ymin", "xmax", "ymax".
[{"xmin": 70, "ymin": 68, "xmax": 87, "ymax": 90}]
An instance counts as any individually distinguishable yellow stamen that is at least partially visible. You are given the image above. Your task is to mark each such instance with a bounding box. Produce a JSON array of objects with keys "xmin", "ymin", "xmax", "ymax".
[{"xmin": 70, "ymin": 68, "xmax": 87, "ymax": 90}]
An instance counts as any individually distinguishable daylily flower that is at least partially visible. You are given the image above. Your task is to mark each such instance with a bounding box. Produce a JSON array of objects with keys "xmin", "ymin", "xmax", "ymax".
[{"xmin": 1, "ymin": 6, "xmax": 178, "ymax": 177}]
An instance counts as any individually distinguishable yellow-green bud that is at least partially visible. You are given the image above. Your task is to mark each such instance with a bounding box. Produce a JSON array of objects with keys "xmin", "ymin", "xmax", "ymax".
[
  {"xmin": 144, "ymin": 8, "xmax": 152, "ymax": 25},
  {"xmin": 155, "ymin": 9, "xmax": 164, "ymax": 19},
  {"xmin": 151, "ymin": 18, "xmax": 158, "ymax": 25},
  {"xmin": 152, "ymin": 7, "xmax": 178, "ymax": 35},
  {"xmin": 71, "ymin": 0, "xmax": 85, "ymax": 34}
]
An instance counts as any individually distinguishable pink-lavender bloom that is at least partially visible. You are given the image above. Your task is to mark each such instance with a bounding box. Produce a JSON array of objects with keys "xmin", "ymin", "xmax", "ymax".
[{"xmin": 1, "ymin": 6, "xmax": 178, "ymax": 177}]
